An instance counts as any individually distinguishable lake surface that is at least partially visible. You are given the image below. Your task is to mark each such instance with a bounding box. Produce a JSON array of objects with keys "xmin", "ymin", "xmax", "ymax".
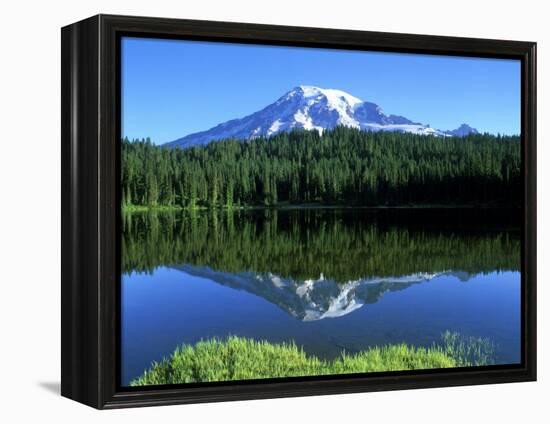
[{"xmin": 121, "ymin": 208, "xmax": 521, "ymax": 386}]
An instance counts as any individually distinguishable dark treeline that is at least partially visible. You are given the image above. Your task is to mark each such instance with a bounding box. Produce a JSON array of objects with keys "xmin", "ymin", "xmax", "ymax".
[
  {"xmin": 121, "ymin": 127, "xmax": 521, "ymax": 208},
  {"xmin": 122, "ymin": 209, "xmax": 520, "ymax": 281}
]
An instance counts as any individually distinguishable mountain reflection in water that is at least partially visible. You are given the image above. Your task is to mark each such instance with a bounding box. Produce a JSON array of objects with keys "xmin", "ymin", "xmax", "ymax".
[
  {"xmin": 121, "ymin": 208, "xmax": 521, "ymax": 385},
  {"xmin": 175, "ymin": 265, "xmax": 446, "ymax": 321}
]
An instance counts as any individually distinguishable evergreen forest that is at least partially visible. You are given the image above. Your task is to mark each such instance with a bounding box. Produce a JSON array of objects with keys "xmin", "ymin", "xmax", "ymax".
[{"xmin": 121, "ymin": 127, "xmax": 521, "ymax": 209}]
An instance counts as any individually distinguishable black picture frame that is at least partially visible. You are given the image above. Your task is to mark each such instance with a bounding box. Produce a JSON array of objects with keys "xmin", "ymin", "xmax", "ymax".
[{"xmin": 61, "ymin": 14, "xmax": 537, "ymax": 409}]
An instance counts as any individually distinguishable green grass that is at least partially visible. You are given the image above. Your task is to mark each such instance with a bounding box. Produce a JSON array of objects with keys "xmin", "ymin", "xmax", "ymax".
[
  {"xmin": 130, "ymin": 334, "xmax": 493, "ymax": 386},
  {"xmin": 440, "ymin": 330, "xmax": 495, "ymax": 367}
]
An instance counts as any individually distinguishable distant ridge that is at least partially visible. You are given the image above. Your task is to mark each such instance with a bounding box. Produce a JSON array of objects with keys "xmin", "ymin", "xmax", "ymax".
[{"xmin": 165, "ymin": 86, "xmax": 479, "ymax": 148}]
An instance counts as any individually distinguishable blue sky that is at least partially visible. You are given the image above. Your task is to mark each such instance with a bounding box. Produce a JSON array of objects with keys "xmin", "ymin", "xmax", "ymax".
[{"xmin": 122, "ymin": 37, "xmax": 521, "ymax": 145}]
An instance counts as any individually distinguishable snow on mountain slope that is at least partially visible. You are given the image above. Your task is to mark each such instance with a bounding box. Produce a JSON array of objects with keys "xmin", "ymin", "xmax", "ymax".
[{"xmin": 164, "ymin": 86, "xmax": 478, "ymax": 148}]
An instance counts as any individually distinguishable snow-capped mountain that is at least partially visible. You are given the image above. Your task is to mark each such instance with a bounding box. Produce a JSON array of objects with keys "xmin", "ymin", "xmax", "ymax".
[{"xmin": 164, "ymin": 85, "xmax": 479, "ymax": 148}]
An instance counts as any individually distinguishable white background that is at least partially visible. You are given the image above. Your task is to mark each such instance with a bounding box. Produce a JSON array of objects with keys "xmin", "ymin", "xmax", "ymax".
[{"xmin": 0, "ymin": 0, "xmax": 546, "ymax": 422}]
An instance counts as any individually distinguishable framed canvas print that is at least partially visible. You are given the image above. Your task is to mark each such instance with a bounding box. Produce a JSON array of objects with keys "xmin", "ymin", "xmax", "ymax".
[{"xmin": 61, "ymin": 14, "xmax": 536, "ymax": 409}]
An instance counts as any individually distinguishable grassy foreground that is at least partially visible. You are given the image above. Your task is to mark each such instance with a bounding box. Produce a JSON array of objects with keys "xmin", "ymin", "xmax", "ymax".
[{"xmin": 130, "ymin": 333, "xmax": 493, "ymax": 386}]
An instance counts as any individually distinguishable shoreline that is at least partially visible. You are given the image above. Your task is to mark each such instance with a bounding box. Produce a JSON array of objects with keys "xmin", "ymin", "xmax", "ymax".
[
  {"xmin": 129, "ymin": 333, "xmax": 495, "ymax": 386},
  {"xmin": 122, "ymin": 203, "xmax": 520, "ymax": 213}
]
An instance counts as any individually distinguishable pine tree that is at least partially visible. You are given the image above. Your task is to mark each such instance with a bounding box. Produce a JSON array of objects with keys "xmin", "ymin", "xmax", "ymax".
[{"xmin": 147, "ymin": 173, "xmax": 158, "ymax": 207}]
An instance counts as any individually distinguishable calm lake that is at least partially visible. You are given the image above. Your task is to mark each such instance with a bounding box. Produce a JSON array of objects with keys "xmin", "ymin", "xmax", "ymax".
[{"xmin": 121, "ymin": 208, "xmax": 521, "ymax": 385}]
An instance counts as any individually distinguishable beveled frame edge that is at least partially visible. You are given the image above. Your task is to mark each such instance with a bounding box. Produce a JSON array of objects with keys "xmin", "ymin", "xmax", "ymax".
[{"xmin": 61, "ymin": 14, "xmax": 537, "ymax": 409}]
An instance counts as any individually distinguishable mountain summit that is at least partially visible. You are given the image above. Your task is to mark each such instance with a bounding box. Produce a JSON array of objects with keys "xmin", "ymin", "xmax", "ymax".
[{"xmin": 165, "ymin": 86, "xmax": 478, "ymax": 148}]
